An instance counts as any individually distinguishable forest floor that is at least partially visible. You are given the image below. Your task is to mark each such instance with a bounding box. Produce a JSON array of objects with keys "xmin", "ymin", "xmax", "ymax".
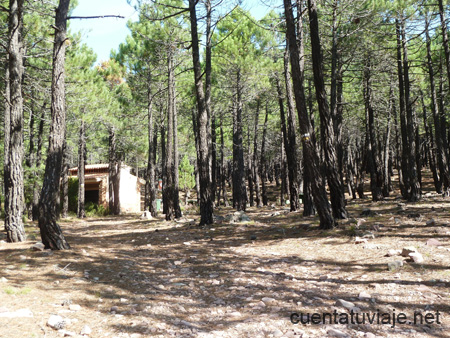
[{"xmin": 1, "ymin": 177, "xmax": 450, "ymax": 338}]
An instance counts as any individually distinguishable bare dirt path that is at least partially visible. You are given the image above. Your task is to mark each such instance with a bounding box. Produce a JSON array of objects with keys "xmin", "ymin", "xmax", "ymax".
[{"xmin": 1, "ymin": 192, "xmax": 450, "ymax": 338}]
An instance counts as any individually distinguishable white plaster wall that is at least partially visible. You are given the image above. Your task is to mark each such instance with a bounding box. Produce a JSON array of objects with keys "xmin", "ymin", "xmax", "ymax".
[{"xmin": 119, "ymin": 167, "xmax": 141, "ymax": 213}]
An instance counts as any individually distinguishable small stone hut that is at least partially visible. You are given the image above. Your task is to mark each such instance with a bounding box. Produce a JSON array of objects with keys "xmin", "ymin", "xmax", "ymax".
[{"xmin": 68, "ymin": 163, "xmax": 145, "ymax": 213}]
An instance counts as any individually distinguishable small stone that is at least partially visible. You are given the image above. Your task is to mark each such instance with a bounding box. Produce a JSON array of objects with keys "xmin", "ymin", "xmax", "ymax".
[
  {"xmin": 110, "ymin": 306, "xmax": 118, "ymax": 312},
  {"xmin": 0, "ymin": 308, "xmax": 33, "ymax": 318},
  {"xmin": 250, "ymin": 235, "xmax": 257, "ymax": 240},
  {"xmin": 0, "ymin": 277, "xmax": 8, "ymax": 283},
  {"xmin": 364, "ymin": 333, "xmax": 376, "ymax": 338},
  {"xmin": 80, "ymin": 325, "xmax": 92, "ymax": 336},
  {"xmin": 47, "ymin": 315, "xmax": 66, "ymax": 330},
  {"xmin": 409, "ymin": 252, "xmax": 424, "ymax": 263},
  {"xmin": 386, "ymin": 249, "xmax": 401, "ymax": 257},
  {"xmin": 140, "ymin": 211, "xmax": 152, "ymax": 220},
  {"xmin": 69, "ymin": 304, "xmax": 81, "ymax": 311},
  {"xmin": 335, "ymin": 299, "xmax": 355, "ymax": 310},
  {"xmin": 31, "ymin": 242, "xmax": 45, "ymax": 251},
  {"xmin": 361, "ymin": 209, "xmax": 372, "ymax": 217},
  {"xmin": 427, "ymin": 238, "xmax": 442, "ymax": 247},
  {"xmin": 355, "ymin": 237, "xmax": 368, "ymax": 244},
  {"xmin": 61, "ymin": 330, "xmax": 77, "ymax": 337},
  {"xmin": 371, "ymin": 224, "xmax": 380, "ymax": 232},
  {"xmin": 358, "ymin": 291, "xmax": 371, "ymax": 299},
  {"xmin": 426, "ymin": 219, "xmax": 436, "ymax": 227},
  {"xmin": 401, "ymin": 246, "xmax": 417, "ymax": 257},
  {"xmin": 262, "ymin": 297, "xmax": 276, "ymax": 305},
  {"xmin": 327, "ymin": 328, "xmax": 349, "ymax": 337},
  {"xmin": 388, "ymin": 260, "xmax": 403, "ymax": 271},
  {"xmin": 272, "ymin": 329, "xmax": 284, "ymax": 337}
]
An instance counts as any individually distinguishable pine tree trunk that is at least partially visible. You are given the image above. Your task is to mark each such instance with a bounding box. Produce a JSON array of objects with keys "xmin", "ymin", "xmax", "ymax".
[
  {"xmin": 32, "ymin": 107, "xmax": 45, "ymax": 221},
  {"xmin": 425, "ymin": 17, "xmax": 449, "ymax": 192},
  {"xmin": 363, "ymin": 56, "xmax": 384, "ymax": 201},
  {"xmin": 61, "ymin": 140, "xmax": 69, "ymax": 218},
  {"xmin": 38, "ymin": 0, "xmax": 71, "ymax": 250},
  {"xmin": 189, "ymin": 0, "xmax": 213, "ymax": 225},
  {"xmin": 3, "ymin": 58, "xmax": 10, "ymax": 220},
  {"xmin": 246, "ymin": 120, "xmax": 254, "ymax": 207},
  {"xmin": 5, "ymin": 0, "xmax": 26, "ymax": 242},
  {"xmin": 395, "ymin": 19, "xmax": 408, "ymax": 198},
  {"xmin": 252, "ymin": 100, "xmax": 262, "ymax": 207},
  {"xmin": 220, "ymin": 119, "xmax": 229, "ymax": 206},
  {"xmin": 77, "ymin": 120, "xmax": 86, "ymax": 218},
  {"xmin": 284, "ymin": 0, "xmax": 334, "ymax": 228},
  {"xmin": 173, "ymin": 78, "xmax": 182, "ymax": 219},
  {"xmin": 401, "ymin": 18, "xmax": 421, "ymax": 201},
  {"xmin": 281, "ymin": 52, "xmax": 300, "ymax": 211},
  {"xmin": 232, "ymin": 69, "xmax": 247, "ymax": 211},
  {"xmin": 260, "ymin": 102, "xmax": 269, "ymax": 206},
  {"xmin": 307, "ymin": 0, "xmax": 347, "ymax": 220},
  {"xmin": 145, "ymin": 72, "xmax": 157, "ymax": 216},
  {"xmin": 108, "ymin": 127, "xmax": 120, "ymax": 215}
]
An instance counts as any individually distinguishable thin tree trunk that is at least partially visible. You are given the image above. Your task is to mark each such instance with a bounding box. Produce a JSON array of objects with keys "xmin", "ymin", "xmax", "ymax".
[
  {"xmin": 173, "ymin": 80, "xmax": 182, "ymax": 218},
  {"xmin": 307, "ymin": 0, "xmax": 347, "ymax": 219},
  {"xmin": 189, "ymin": 0, "xmax": 213, "ymax": 225},
  {"xmin": 252, "ymin": 100, "xmax": 262, "ymax": 207},
  {"xmin": 32, "ymin": 106, "xmax": 45, "ymax": 220},
  {"xmin": 232, "ymin": 69, "xmax": 247, "ymax": 211},
  {"xmin": 77, "ymin": 120, "xmax": 86, "ymax": 218},
  {"xmin": 5, "ymin": 0, "xmax": 26, "ymax": 242},
  {"xmin": 363, "ymin": 55, "xmax": 384, "ymax": 201},
  {"xmin": 38, "ymin": 0, "xmax": 71, "ymax": 249},
  {"xmin": 285, "ymin": 0, "xmax": 334, "ymax": 228},
  {"xmin": 260, "ymin": 102, "xmax": 269, "ymax": 206},
  {"xmin": 61, "ymin": 140, "xmax": 69, "ymax": 218},
  {"xmin": 246, "ymin": 117, "xmax": 254, "ymax": 207},
  {"xmin": 145, "ymin": 72, "xmax": 157, "ymax": 216},
  {"xmin": 164, "ymin": 49, "xmax": 175, "ymax": 220},
  {"xmin": 425, "ymin": 16, "xmax": 449, "ymax": 192},
  {"xmin": 220, "ymin": 117, "xmax": 229, "ymax": 206},
  {"xmin": 401, "ymin": 18, "xmax": 421, "ymax": 201}
]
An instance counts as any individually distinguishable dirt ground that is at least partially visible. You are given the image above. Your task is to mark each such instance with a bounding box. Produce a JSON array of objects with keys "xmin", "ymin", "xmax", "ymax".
[{"xmin": 1, "ymin": 179, "xmax": 450, "ymax": 338}]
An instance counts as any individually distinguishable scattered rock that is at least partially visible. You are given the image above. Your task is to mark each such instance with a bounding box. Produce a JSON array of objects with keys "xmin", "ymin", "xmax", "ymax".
[
  {"xmin": 371, "ymin": 224, "xmax": 381, "ymax": 231},
  {"xmin": 0, "ymin": 277, "xmax": 8, "ymax": 283},
  {"xmin": 213, "ymin": 215, "xmax": 225, "ymax": 223},
  {"xmin": 225, "ymin": 211, "xmax": 251, "ymax": 223},
  {"xmin": 47, "ymin": 315, "xmax": 66, "ymax": 330},
  {"xmin": 140, "ymin": 211, "xmax": 152, "ymax": 220},
  {"xmin": 426, "ymin": 238, "xmax": 442, "ymax": 247},
  {"xmin": 0, "ymin": 308, "xmax": 33, "ymax": 318},
  {"xmin": 250, "ymin": 235, "xmax": 257, "ymax": 240},
  {"xmin": 69, "ymin": 304, "xmax": 81, "ymax": 311},
  {"xmin": 271, "ymin": 329, "xmax": 284, "ymax": 337},
  {"xmin": 355, "ymin": 237, "xmax": 368, "ymax": 244},
  {"xmin": 401, "ymin": 246, "xmax": 417, "ymax": 257},
  {"xmin": 426, "ymin": 219, "xmax": 436, "ymax": 227},
  {"xmin": 327, "ymin": 328, "xmax": 349, "ymax": 337},
  {"xmin": 386, "ymin": 249, "xmax": 401, "ymax": 257},
  {"xmin": 407, "ymin": 213, "xmax": 422, "ymax": 220},
  {"xmin": 262, "ymin": 297, "xmax": 276, "ymax": 305},
  {"xmin": 358, "ymin": 291, "xmax": 371, "ymax": 299},
  {"xmin": 31, "ymin": 242, "xmax": 45, "ymax": 251},
  {"xmin": 335, "ymin": 299, "xmax": 355, "ymax": 310},
  {"xmin": 388, "ymin": 260, "xmax": 404, "ymax": 271},
  {"xmin": 409, "ymin": 252, "xmax": 424, "ymax": 263},
  {"xmin": 80, "ymin": 325, "xmax": 92, "ymax": 336},
  {"xmin": 110, "ymin": 306, "xmax": 118, "ymax": 313}
]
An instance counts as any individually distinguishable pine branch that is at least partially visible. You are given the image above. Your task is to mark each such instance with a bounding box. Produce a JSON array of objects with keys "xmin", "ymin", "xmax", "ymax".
[{"xmin": 67, "ymin": 15, "xmax": 125, "ymax": 20}]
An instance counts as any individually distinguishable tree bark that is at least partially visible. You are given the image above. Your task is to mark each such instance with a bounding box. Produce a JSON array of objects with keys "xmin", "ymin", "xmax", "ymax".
[
  {"xmin": 32, "ymin": 106, "xmax": 45, "ymax": 220},
  {"xmin": 363, "ymin": 55, "xmax": 384, "ymax": 201},
  {"xmin": 307, "ymin": 0, "xmax": 347, "ymax": 219},
  {"xmin": 189, "ymin": 0, "xmax": 213, "ymax": 225},
  {"xmin": 425, "ymin": 16, "xmax": 449, "ymax": 192},
  {"xmin": 38, "ymin": 0, "xmax": 71, "ymax": 250},
  {"xmin": 252, "ymin": 100, "xmax": 262, "ymax": 207},
  {"xmin": 164, "ymin": 48, "xmax": 176, "ymax": 221},
  {"xmin": 400, "ymin": 17, "xmax": 421, "ymax": 201},
  {"xmin": 5, "ymin": 0, "xmax": 26, "ymax": 242},
  {"xmin": 260, "ymin": 102, "xmax": 269, "ymax": 206},
  {"xmin": 145, "ymin": 72, "xmax": 157, "ymax": 216},
  {"xmin": 172, "ymin": 74, "xmax": 182, "ymax": 219},
  {"xmin": 108, "ymin": 126, "xmax": 120, "ymax": 215},
  {"xmin": 77, "ymin": 119, "xmax": 86, "ymax": 218},
  {"xmin": 61, "ymin": 140, "xmax": 69, "ymax": 218},
  {"xmin": 232, "ymin": 69, "xmax": 247, "ymax": 211},
  {"xmin": 284, "ymin": 0, "xmax": 335, "ymax": 228}
]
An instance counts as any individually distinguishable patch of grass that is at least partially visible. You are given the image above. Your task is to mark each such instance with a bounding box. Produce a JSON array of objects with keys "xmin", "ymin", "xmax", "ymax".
[
  {"xmin": 19, "ymin": 263, "xmax": 28, "ymax": 270},
  {"xmin": 4, "ymin": 286, "xmax": 32, "ymax": 295}
]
